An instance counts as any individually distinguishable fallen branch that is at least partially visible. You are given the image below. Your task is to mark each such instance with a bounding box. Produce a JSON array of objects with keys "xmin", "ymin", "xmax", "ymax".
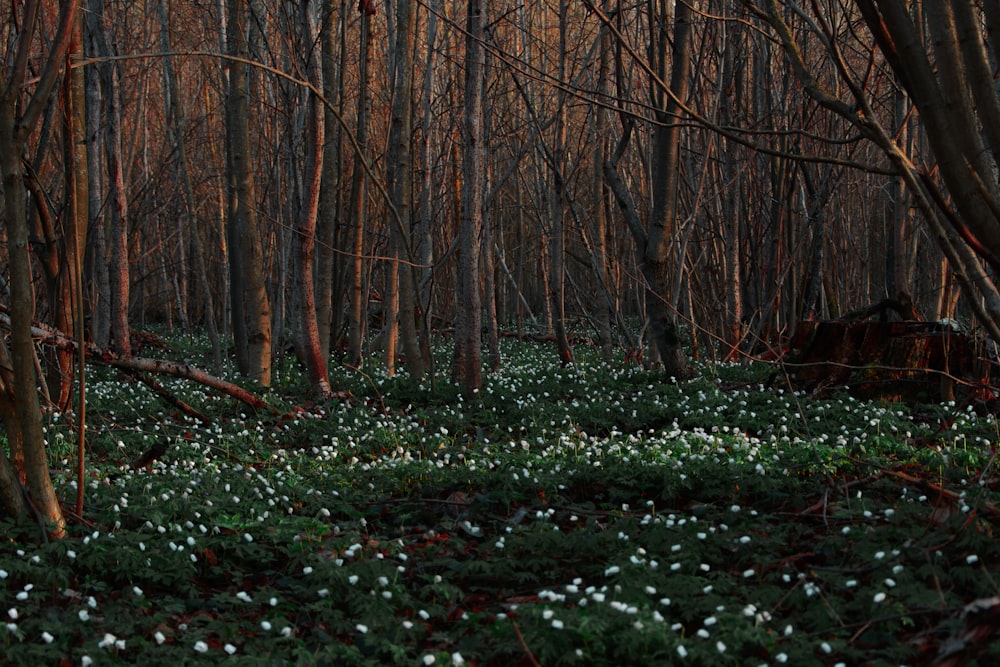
[{"xmin": 0, "ymin": 309, "xmax": 272, "ymax": 413}]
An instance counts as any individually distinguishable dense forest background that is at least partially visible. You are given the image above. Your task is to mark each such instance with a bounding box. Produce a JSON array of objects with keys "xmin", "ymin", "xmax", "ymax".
[{"xmin": 6, "ymin": 1, "xmax": 1000, "ymax": 530}]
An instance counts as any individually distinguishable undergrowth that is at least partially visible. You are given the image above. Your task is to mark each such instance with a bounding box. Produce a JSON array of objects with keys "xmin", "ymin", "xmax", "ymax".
[{"xmin": 2, "ymin": 336, "xmax": 999, "ymax": 666}]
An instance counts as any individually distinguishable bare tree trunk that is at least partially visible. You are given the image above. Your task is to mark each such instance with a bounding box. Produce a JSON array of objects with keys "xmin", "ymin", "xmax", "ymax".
[
  {"xmin": 316, "ymin": 0, "xmax": 342, "ymax": 359},
  {"xmin": 601, "ymin": 0, "xmax": 692, "ymax": 377},
  {"xmin": 346, "ymin": 2, "xmax": 372, "ymax": 368},
  {"xmin": 292, "ymin": 0, "xmax": 332, "ymax": 400},
  {"xmin": 385, "ymin": 0, "xmax": 424, "ymax": 378},
  {"xmin": 226, "ymin": 0, "xmax": 272, "ymax": 385},
  {"xmin": 0, "ymin": 0, "xmax": 79, "ymax": 536},
  {"xmin": 453, "ymin": 0, "xmax": 487, "ymax": 392},
  {"xmin": 416, "ymin": 0, "xmax": 441, "ymax": 373},
  {"xmin": 548, "ymin": 0, "xmax": 573, "ymax": 366},
  {"xmin": 93, "ymin": 4, "xmax": 132, "ymax": 358}
]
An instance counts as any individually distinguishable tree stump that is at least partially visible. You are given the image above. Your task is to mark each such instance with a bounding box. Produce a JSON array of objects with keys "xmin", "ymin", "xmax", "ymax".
[{"xmin": 783, "ymin": 320, "xmax": 994, "ymax": 403}]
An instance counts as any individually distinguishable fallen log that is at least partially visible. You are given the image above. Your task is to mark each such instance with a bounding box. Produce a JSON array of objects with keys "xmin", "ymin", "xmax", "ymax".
[{"xmin": 0, "ymin": 310, "xmax": 273, "ymax": 413}]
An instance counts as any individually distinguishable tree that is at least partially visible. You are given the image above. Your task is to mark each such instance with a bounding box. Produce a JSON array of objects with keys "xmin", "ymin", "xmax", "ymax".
[
  {"xmin": 384, "ymin": 0, "xmax": 424, "ymax": 379},
  {"xmin": 289, "ymin": 0, "xmax": 333, "ymax": 400},
  {"xmin": 453, "ymin": 0, "xmax": 488, "ymax": 392},
  {"xmin": 225, "ymin": 0, "xmax": 273, "ymax": 385},
  {"xmin": 346, "ymin": 1, "xmax": 374, "ymax": 369},
  {"xmin": 748, "ymin": 0, "xmax": 1000, "ymax": 342},
  {"xmin": 0, "ymin": 0, "xmax": 81, "ymax": 536},
  {"xmin": 600, "ymin": 0, "xmax": 693, "ymax": 377}
]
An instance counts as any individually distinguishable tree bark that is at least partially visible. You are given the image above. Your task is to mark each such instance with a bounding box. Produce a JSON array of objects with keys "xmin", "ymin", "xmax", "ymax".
[
  {"xmin": 226, "ymin": 0, "xmax": 272, "ymax": 385},
  {"xmin": 346, "ymin": 2, "xmax": 372, "ymax": 368},
  {"xmin": 453, "ymin": 0, "xmax": 488, "ymax": 392},
  {"xmin": 384, "ymin": 0, "xmax": 424, "ymax": 378},
  {"xmin": 0, "ymin": 0, "xmax": 80, "ymax": 537},
  {"xmin": 292, "ymin": 0, "xmax": 332, "ymax": 400}
]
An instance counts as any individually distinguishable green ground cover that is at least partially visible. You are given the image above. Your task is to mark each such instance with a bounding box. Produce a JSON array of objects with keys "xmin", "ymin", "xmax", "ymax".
[{"xmin": 2, "ymin": 336, "xmax": 999, "ymax": 666}]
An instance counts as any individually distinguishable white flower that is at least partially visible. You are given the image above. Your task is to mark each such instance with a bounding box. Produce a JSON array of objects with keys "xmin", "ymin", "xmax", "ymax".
[
  {"xmin": 873, "ymin": 592, "xmax": 886, "ymax": 603},
  {"xmin": 194, "ymin": 641, "xmax": 208, "ymax": 653},
  {"xmin": 42, "ymin": 631, "xmax": 54, "ymax": 643},
  {"xmin": 154, "ymin": 631, "xmax": 166, "ymax": 645},
  {"xmin": 716, "ymin": 640, "xmax": 726, "ymax": 653},
  {"xmin": 677, "ymin": 644, "xmax": 688, "ymax": 658},
  {"xmin": 98, "ymin": 633, "xmax": 117, "ymax": 649},
  {"xmin": 356, "ymin": 624, "xmax": 368, "ymax": 634},
  {"xmin": 81, "ymin": 657, "xmax": 93, "ymax": 666},
  {"xmin": 967, "ymin": 554, "xmax": 980, "ymax": 564},
  {"xmin": 224, "ymin": 644, "xmax": 237, "ymax": 655},
  {"xmin": 78, "ymin": 609, "xmax": 90, "ymax": 622},
  {"xmin": 451, "ymin": 652, "xmax": 465, "ymax": 665},
  {"xmin": 423, "ymin": 655, "xmax": 436, "ymax": 665},
  {"xmin": 133, "ymin": 586, "xmax": 143, "ymax": 597},
  {"xmin": 260, "ymin": 621, "xmax": 272, "ymax": 631}
]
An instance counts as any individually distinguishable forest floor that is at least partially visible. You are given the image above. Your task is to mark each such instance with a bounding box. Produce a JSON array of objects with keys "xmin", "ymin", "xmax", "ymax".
[{"xmin": 2, "ymin": 335, "xmax": 999, "ymax": 666}]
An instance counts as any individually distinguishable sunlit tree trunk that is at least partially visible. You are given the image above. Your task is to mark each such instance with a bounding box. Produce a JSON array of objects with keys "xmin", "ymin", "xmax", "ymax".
[
  {"xmin": 226, "ymin": 0, "xmax": 272, "ymax": 384},
  {"xmin": 292, "ymin": 0, "xmax": 332, "ymax": 399},
  {"xmin": 90, "ymin": 1, "xmax": 132, "ymax": 358},
  {"xmin": 0, "ymin": 0, "xmax": 79, "ymax": 536}
]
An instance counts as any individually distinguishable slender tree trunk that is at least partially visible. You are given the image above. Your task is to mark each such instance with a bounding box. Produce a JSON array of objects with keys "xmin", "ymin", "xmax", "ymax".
[
  {"xmin": 226, "ymin": 0, "xmax": 272, "ymax": 385},
  {"xmin": 416, "ymin": 0, "xmax": 441, "ymax": 373},
  {"xmin": 384, "ymin": 0, "xmax": 423, "ymax": 378},
  {"xmin": 346, "ymin": 3, "xmax": 372, "ymax": 368},
  {"xmin": 643, "ymin": 0, "xmax": 692, "ymax": 378},
  {"xmin": 95, "ymin": 7, "xmax": 132, "ymax": 357},
  {"xmin": 292, "ymin": 0, "xmax": 332, "ymax": 399},
  {"xmin": 316, "ymin": 0, "xmax": 341, "ymax": 358},
  {"xmin": 453, "ymin": 0, "xmax": 487, "ymax": 392},
  {"xmin": 548, "ymin": 0, "xmax": 573, "ymax": 366},
  {"xmin": 0, "ymin": 0, "xmax": 79, "ymax": 536}
]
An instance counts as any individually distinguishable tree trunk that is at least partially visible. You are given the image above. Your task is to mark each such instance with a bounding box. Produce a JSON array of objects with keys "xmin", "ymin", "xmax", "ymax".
[
  {"xmin": 93, "ymin": 3, "xmax": 132, "ymax": 358},
  {"xmin": 384, "ymin": 0, "xmax": 424, "ymax": 378},
  {"xmin": 643, "ymin": 0, "xmax": 692, "ymax": 378},
  {"xmin": 453, "ymin": 0, "xmax": 487, "ymax": 392},
  {"xmin": 226, "ymin": 0, "xmax": 272, "ymax": 385},
  {"xmin": 346, "ymin": 3, "xmax": 372, "ymax": 368},
  {"xmin": 548, "ymin": 0, "xmax": 573, "ymax": 366},
  {"xmin": 292, "ymin": 0, "xmax": 332, "ymax": 400},
  {"xmin": 0, "ymin": 0, "xmax": 80, "ymax": 537},
  {"xmin": 316, "ymin": 0, "xmax": 342, "ymax": 359}
]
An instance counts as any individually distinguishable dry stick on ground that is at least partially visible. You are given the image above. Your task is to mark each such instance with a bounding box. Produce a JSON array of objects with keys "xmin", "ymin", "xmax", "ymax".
[{"xmin": 0, "ymin": 308, "xmax": 272, "ymax": 413}]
